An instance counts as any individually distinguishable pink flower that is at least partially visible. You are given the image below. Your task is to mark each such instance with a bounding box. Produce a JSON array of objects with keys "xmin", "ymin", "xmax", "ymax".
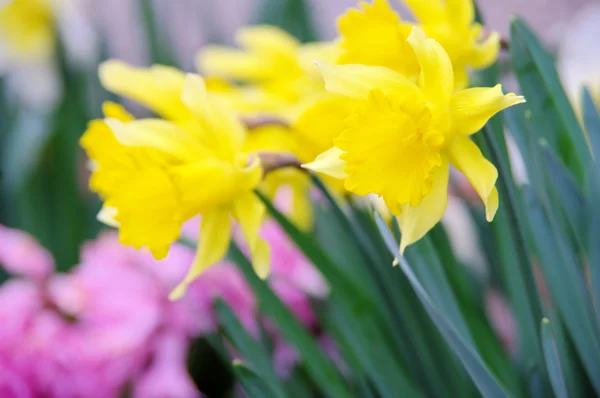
[
  {"xmin": 0, "ymin": 226, "xmax": 54, "ymax": 280},
  {"xmin": 134, "ymin": 333, "xmax": 201, "ymax": 398}
]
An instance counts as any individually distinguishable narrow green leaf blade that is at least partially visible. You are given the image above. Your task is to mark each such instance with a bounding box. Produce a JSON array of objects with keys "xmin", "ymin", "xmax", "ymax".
[
  {"xmin": 214, "ymin": 300, "xmax": 286, "ymax": 398},
  {"xmin": 374, "ymin": 213, "xmax": 510, "ymax": 398},
  {"xmin": 510, "ymin": 17, "xmax": 590, "ymax": 180},
  {"xmin": 233, "ymin": 360, "xmax": 278, "ymax": 398},
  {"xmin": 228, "ymin": 243, "xmax": 352, "ymax": 398},
  {"xmin": 582, "ymin": 87, "xmax": 600, "ymax": 157},
  {"xmin": 523, "ymin": 187, "xmax": 600, "ymax": 394},
  {"xmin": 541, "ymin": 318, "xmax": 568, "ymax": 398}
]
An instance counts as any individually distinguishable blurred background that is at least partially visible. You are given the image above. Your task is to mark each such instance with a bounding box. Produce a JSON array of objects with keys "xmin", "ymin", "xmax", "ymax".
[{"xmin": 0, "ymin": 0, "xmax": 598, "ymax": 397}]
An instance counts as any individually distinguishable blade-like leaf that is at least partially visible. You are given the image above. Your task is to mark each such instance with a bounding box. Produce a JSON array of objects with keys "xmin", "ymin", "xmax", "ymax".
[
  {"xmin": 540, "ymin": 318, "xmax": 568, "ymax": 398},
  {"xmin": 510, "ymin": 17, "xmax": 591, "ymax": 181},
  {"xmin": 582, "ymin": 87, "xmax": 600, "ymax": 158},
  {"xmin": 214, "ymin": 300, "xmax": 286, "ymax": 398},
  {"xmin": 233, "ymin": 360, "xmax": 278, "ymax": 398},
  {"xmin": 374, "ymin": 213, "xmax": 510, "ymax": 398},
  {"xmin": 523, "ymin": 187, "xmax": 600, "ymax": 394},
  {"xmin": 228, "ymin": 243, "xmax": 352, "ymax": 398},
  {"xmin": 256, "ymin": 191, "xmax": 420, "ymax": 397}
]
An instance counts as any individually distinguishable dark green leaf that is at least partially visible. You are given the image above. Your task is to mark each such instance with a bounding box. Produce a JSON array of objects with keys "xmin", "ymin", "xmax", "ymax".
[
  {"xmin": 582, "ymin": 87, "xmax": 600, "ymax": 159},
  {"xmin": 540, "ymin": 319, "xmax": 568, "ymax": 398},
  {"xmin": 233, "ymin": 361, "xmax": 278, "ymax": 398},
  {"xmin": 228, "ymin": 243, "xmax": 352, "ymax": 398},
  {"xmin": 255, "ymin": 0, "xmax": 317, "ymax": 42},
  {"xmin": 214, "ymin": 300, "xmax": 286, "ymax": 398},
  {"xmin": 523, "ymin": 187, "xmax": 600, "ymax": 394},
  {"xmin": 374, "ymin": 213, "xmax": 510, "ymax": 398},
  {"xmin": 510, "ymin": 18, "xmax": 590, "ymax": 181}
]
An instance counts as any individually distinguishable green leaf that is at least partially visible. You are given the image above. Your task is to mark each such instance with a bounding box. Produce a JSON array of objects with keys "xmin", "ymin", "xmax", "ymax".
[
  {"xmin": 374, "ymin": 213, "xmax": 510, "ymax": 398},
  {"xmin": 228, "ymin": 243, "xmax": 352, "ymax": 398},
  {"xmin": 255, "ymin": 0, "xmax": 317, "ymax": 42},
  {"xmin": 586, "ymin": 166, "xmax": 600, "ymax": 328},
  {"xmin": 582, "ymin": 87, "xmax": 600, "ymax": 158},
  {"xmin": 540, "ymin": 319, "xmax": 568, "ymax": 398},
  {"xmin": 257, "ymin": 191, "xmax": 419, "ymax": 397},
  {"xmin": 233, "ymin": 360, "xmax": 278, "ymax": 398},
  {"xmin": 523, "ymin": 186, "xmax": 600, "ymax": 394},
  {"xmin": 539, "ymin": 143, "xmax": 586, "ymax": 239},
  {"xmin": 510, "ymin": 17, "xmax": 590, "ymax": 181},
  {"xmin": 214, "ymin": 300, "xmax": 286, "ymax": 398},
  {"xmin": 474, "ymin": 124, "xmax": 545, "ymax": 371},
  {"xmin": 139, "ymin": 0, "xmax": 176, "ymax": 66}
]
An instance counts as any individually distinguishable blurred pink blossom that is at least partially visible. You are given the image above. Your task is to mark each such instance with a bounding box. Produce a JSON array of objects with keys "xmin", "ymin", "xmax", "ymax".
[
  {"xmin": 0, "ymin": 225, "xmax": 54, "ymax": 280},
  {"xmin": 0, "ymin": 222, "xmax": 331, "ymax": 396}
]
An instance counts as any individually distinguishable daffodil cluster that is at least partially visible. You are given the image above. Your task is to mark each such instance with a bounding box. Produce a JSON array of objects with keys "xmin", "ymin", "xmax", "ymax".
[{"xmin": 81, "ymin": 0, "xmax": 524, "ymax": 297}]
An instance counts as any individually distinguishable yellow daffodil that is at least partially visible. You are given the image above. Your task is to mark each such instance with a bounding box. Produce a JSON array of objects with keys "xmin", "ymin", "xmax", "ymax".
[
  {"xmin": 243, "ymin": 124, "xmax": 313, "ymax": 230},
  {"xmin": 0, "ymin": 0, "xmax": 54, "ymax": 63},
  {"xmin": 337, "ymin": 0, "xmax": 499, "ymax": 88},
  {"xmin": 197, "ymin": 25, "xmax": 339, "ymax": 113},
  {"xmin": 81, "ymin": 73, "xmax": 270, "ymax": 300},
  {"xmin": 304, "ymin": 27, "xmax": 524, "ymax": 252}
]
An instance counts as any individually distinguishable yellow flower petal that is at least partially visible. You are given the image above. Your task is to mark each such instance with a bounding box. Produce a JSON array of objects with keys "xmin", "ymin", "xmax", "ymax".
[
  {"xmin": 102, "ymin": 101, "xmax": 134, "ymax": 122},
  {"xmin": 105, "ymin": 118, "xmax": 208, "ymax": 162},
  {"xmin": 169, "ymin": 208, "xmax": 232, "ymax": 300},
  {"xmin": 290, "ymin": 182, "xmax": 313, "ymax": 231},
  {"xmin": 446, "ymin": 136, "xmax": 498, "ymax": 221},
  {"xmin": 97, "ymin": 205, "xmax": 120, "ymax": 228},
  {"xmin": 469, "ymin": 30, "xmax": 501, "ymax": 69},
  {"xmin": 99, "ymin": 60, "xmax": 189, "ymax": 120},
  {"xmin": 294, "ymin": 93, "xmax": 357, "ymax": 162},
  {"xmin": 406, "ymin": 26, "xmax": 454, "ymax": 106},
  {"xmin": 302, "ymin": 147, "xmax": 348, "ymax": 180},
  {"xmin": 233, "ymin": 192, "xmax": 270, "ymax": 278},
  {"xmin": 401, "ymin": 0, "xmax": 445, "ymax": 23},
  {"xmin": 335, "ymin": 90, "xmax": 444, "ymax": 205},
  {"xmin": 316, "ymin": 61, "xmax": 421, "ymax": 101},
  {"xmin": 450, "ymin": 84, "xmax": 526, "ymax": 135},
  {"xmin": 397, "ymin": 161, "xmax": 449, "ymax": 253},
  {"xmin": 108, "ymin": 156, "xmax": 183, "ymax": 260},
  {"xmin": 236, "ymin": 25, "xmax": 299, "ymax": 59},
  {"xmin": 197, "ymin": 26, "xmax": 300, "ymax": 84},
  {"xmin": 445, "ymin": 0, "xmax": 474, "ymax": 29},
  {"xmin": 181, "ymin": 73, "xmax": 245, "ymax": 158},
  {"xmin": 337, "ymin": 0, "xmax": 419, "ymax": 76},
  {"xmin": 171, "ymin": 155, "xmax": 261, "ymax": 216},
  {"xmin": 197, "ymin": 46, "xmax": 272, "ymax": 81}
]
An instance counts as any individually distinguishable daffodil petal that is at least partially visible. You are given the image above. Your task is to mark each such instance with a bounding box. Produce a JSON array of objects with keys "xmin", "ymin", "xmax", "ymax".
[
  {"xmin": 337, "ymin": 0, "xmax": 419, "ymax": 76},
  {"xmin": 291, "ymin": 182, "xmax": 313, "ymax": 231},
  {"xmin": 233, "ymin": 192, "xmax": 270, "ymax": 278},
  {"xmin": 450, "ymin": 84, "xmax": 526, "ymax": 135},
  {"xmin": 316, "ymin": 61, "xmax": 421, "ymax": 101},
  {"xmin": 446, "ymin": 136, "xmax": 499, "ymax": 221},
  {"xmin": 445, "ymin": 0, "xmax": 474, "ymax": 28},
  {"xmin": 397, "ymin": 161, "xmax": 449, "ymax": 253},
  {"xmin": 197, "ymin": 47, "xmax": 270, "ymax": 81},
  {"xmin": 469, "ymin": 31, "xmax": 501, "ymax": 69},
  {"xmin": 99, "ymin": 60, "xmax": 189, "ymax": 120},
  {"xmin": 169, "ymin": 208, "xmax": 232, "ymax": 300},
  {"xmin": 236, "ymin": 25, "xmax": 299, "ymax": 58},
  {"xmin": 97, "ymin": 205, "xmax": 120, "ymax": 228},
  {"xmin": 402, "ymin": 0, "xmax": 445, "ymax": 23},
  {"xmin": 406, "ymin": 26, "xmax": 454, "ymax": 106},
  {"xmin": 181, "ymin": 73, "xmax": 245, "ymax": 156},
  {"xmin": 105, "ymin": 118, "xmax": 207, "ymax": 162},
  {"xmin": 102, "ymin": 101, "xmax": 134, "ymax": 122},
  {"xmin": 302, "ymin": 147, "xmax": 348, "ymax": 179}
]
